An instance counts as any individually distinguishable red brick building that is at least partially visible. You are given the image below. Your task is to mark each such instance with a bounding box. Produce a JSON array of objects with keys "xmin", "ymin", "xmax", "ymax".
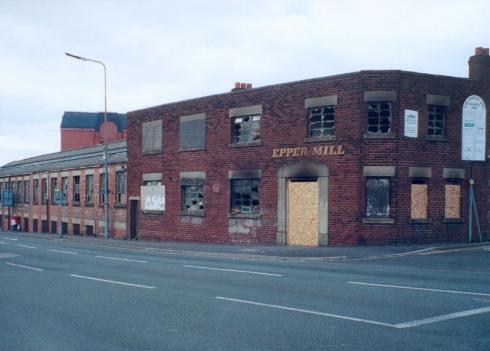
[
  {"xmin": 127, "ymin": 48, "xmax": 490, "ymax": 246},
  {"xmin": 60, "ymin": 111, "xmax": 127, "ymax": 151},
  {"xmin": 0, "ymin": 141, "xmax": 127, "ymax": 238}
]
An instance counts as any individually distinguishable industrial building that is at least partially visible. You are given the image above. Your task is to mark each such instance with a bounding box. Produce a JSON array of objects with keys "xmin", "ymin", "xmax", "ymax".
[{"xmin": 126, "ymin": 48, "xmax": 490, "ymax": 246}]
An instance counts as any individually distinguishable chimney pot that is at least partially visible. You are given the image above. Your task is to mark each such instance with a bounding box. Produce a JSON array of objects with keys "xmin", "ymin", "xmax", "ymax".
[
  {"xmin": 475, "ymin": 47, "xmax": 486, "ymax": 55},
  {"xmin": 234, "ymin": 82, "xmax": 240, "ymax": 88},
  {"xmin": 240, "ymin": 83, "xmax": 247, "ymax": 89},
  {"xmin": 246, "ymin": 83, "xmax": 252, "ymax": 89},
  {"xmin": 484, "ymin": 48, "xmax": 490, "ymax": 55}
]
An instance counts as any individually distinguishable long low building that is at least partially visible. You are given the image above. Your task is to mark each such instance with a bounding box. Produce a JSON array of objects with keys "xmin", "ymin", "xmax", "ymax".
[
  {"xmin": 0, "ymin": 141, "xmax": 127, "ymax": 238},
  {"xmin": 126, "ymin": 48, "xmax": 490, "ymax": 246}
]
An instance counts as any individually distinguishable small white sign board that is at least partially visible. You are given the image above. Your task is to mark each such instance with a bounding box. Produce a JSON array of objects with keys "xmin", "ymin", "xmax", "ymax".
[
  {"xmin": 404, "ymin": 110, "xmax": 418, "ymax": 138},
  {"xmin": 462, "ymin": 95, "xmax": 486, "ymax": 161},
  {"xmin": 141, "ymin": 185, "xmax": 165, "ymax": 211}
]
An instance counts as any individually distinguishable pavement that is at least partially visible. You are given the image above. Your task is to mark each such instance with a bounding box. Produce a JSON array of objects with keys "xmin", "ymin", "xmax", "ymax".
[{"xmin": 2, "ymin": 229, "xmax": 487, "ymax": 261}]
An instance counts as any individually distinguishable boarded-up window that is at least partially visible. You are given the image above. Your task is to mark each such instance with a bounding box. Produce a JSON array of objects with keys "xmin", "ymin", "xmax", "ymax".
[
  {"xmin": 445, "ymin": 184, "xmax": 461, "ymax": 218},
  {"xmin": 142, "ymin": 120, "xmax": 163, "ymax": 154},
  {"xmin": 180, "ymin": 113, "xmax": 205, "ymax": 151},
  {"xmin": 411, "ymin": 183, "xmax": 428, "ymax": 219}
]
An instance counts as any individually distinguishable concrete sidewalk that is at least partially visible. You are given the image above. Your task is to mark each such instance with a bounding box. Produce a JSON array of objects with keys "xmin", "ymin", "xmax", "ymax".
[{"xmin": 1, "ymin": 230, "xmax": 487, "ymax": 261}]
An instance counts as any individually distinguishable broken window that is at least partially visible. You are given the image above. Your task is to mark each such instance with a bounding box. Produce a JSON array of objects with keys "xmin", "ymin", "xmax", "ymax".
[
  {"xmin": 308, "ymin": 105, "xmax": 335, "ymax": 137},
  {"xmin": 33, "ymin": 179, "xmax": 39, "ymax": 204},
  {"xmin": 73, "ymin": 176, "xmax": 80, "ymax": 203},
  {"xmin": 232, "ymin": 115, "xmax": 260, "ymax": 143},
  {"xmin": 411, "ymin": 180, "xmax": 428, "ymax": 219},
  {"xmin": 143, "ymin": 180, "xmax": 161, "ymax": 186},
  {"xmin": 41, "ymin": 178, "xmax": 47, "ymax": 204},
  {"xmin": 445, "ymin": 183, "xmax": 461, "ymax": 219},
  {"xmin": 116, "ymin": 171, "xmax": 126, "ymax": 204},
  {"xmin": 23, "ymin": 180, "xmax": 29, "ymax": 204},
  {"xmin": 367, "ymin": 102, "xmax": 391, "ymax": 134},
  {"xmin": 427, "ymin": 105, "xmax": 445, "ymax": 137},
  {"xmin": 85, "ymin": 175, "xmax": 94, "ymax": 205},
  {"xmin": 50, "ymin": 178, "xmax": 57, "ymax": 205},
  {"xmin": 231, "ymin": 179, "xmax": 259, "ymax": 214},
  {"xmin": 99, "ymin": 173, "xmax": 107, "ymax": 205},
  {"xmin": 366, "ymin": 177, "xmax": 390, "ymax": 217},
  {"xmin": 181, "ymin": 183, "xmax": 204, "ymax": 213},
  {"xmin": 61, "ymin": 177, "xmax": 68, "ymax": 205}
]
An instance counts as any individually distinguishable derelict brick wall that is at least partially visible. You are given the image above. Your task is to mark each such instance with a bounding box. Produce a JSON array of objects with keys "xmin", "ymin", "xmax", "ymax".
[{"xmin": 127, "ymin": 70, "xmax": 489, "ymax": 246}]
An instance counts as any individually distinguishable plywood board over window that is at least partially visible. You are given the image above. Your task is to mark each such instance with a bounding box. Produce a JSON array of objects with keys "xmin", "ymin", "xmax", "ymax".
[
  {"xmin": 411, "ymin": 184, "xmax": 428, "ymax": 219},
  {"xmin": 445, "ymin": 184, "xmax": 461, "ymax": 218}
]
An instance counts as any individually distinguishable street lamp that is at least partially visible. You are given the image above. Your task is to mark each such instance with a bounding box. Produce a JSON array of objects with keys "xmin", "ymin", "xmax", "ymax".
[{"xmin": 65, "ymin": 52, "xmax": 109, "ymax": 239}]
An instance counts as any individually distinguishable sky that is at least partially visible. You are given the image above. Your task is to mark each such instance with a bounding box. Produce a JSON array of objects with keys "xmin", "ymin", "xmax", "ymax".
[{"xmin": 1, "ymin": 0, "xmax": 489, "ymax": 166}]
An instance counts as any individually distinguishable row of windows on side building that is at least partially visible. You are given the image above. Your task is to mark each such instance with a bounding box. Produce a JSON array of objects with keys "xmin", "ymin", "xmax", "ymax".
[{"xmin": 0, "ymin": 172, "xmax": 126, "ymax": 207}]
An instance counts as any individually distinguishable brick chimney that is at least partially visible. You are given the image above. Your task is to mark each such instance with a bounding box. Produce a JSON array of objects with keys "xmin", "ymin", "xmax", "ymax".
[
  {"xmin": 469, "ymin": 47, "xmax": 490, "ymax": 80},
  {"xmin": 231, "ymin": 82, "xmax": 253, "ymax": 92}
]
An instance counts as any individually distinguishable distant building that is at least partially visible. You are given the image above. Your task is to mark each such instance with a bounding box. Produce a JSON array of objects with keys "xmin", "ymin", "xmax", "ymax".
[
  {"xmin": 0, "ymin": 140, "xmax": 127, "ymax": 238},
  {"xmin": 60, "ymin": 111, "xmax": 127, "ymax": 151},
  {"xmin": 125, "ymin": 47, "xmax": 490, "ymax": 246}
]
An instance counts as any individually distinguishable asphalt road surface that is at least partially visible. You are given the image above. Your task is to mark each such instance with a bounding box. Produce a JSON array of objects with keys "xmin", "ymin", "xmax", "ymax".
[{"xmin": 1, "ymin": 233, "xmax": 489, "ymax": 350}]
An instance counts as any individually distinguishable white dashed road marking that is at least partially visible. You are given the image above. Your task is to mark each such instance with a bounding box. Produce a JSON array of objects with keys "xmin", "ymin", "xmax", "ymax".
[
  {"xmin": 16, "ymin": 244, "xmax": 36, "ymax": 249},
  {"xmin": 5, "ymin": 262, "xmax": 43, "ymax": 271},
  {"xmin": 347, "ymin": 281, "xmax": 490, "ymax": 297},
  {"xmin": 185, "ymin": 265, "xmax": 283, "ymax": 277},
  {"xmin": 70, "ymin": 274, "xmax": 155, "ymax": 289},
  {"xmin": 95, "ymin": 256, "xmax": 147, "ymax": 263},
  {"xmin": 48, "ymin": 249, "xmax": 79, "ymax": 255},
  {"xmin": 2, "ymin": 237, "xmax": 18, "ymax": 241}
]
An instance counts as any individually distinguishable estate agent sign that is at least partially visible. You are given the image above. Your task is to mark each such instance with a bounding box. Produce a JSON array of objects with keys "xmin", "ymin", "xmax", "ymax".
[{"xmin": 462, "ymin": 95, "xmax": 486, "ymax": 161}]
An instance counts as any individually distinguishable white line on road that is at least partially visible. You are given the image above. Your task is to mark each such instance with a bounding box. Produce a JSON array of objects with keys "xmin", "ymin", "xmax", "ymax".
[
  {"xmin": 5, "ymin": 262, "xmax": 43, "ymax": 271},
  {"xmin": 2, "ymin": 237, "xmax": 18, "ymax": 241},
  {"xmin": 16, "ymin": 244, "xmax": 36, "ymax": 249},
  {"xmin": 0, "ymin": 241, "xmax": 7, "ymax": 244},
  {"xmin": 95, "ymin": 256, "xmax": 147, "ymax": 263},
  {"xmin": 216, "ymin": 296, "xmax": 393, "ymax": 327},
  {"xmin": 48, "ymin": 249, "xmax": 78, "ymax": 255},
  {"xmin": 70, "ymin": 274, "xmax": 155, "ymax": 289},
  {"xmin": 216, "ymin": 296, "xmax": 490, "ymax": 329},
  {"xmin": 394, "ymin": 307, "xmax": 490, "ymax": 329},
  {"xmin": 185, "ymin": 265, "xmax": 283, "ymax": 277},
  {"xmin": 348, "ymin": 281, "xmax": 490, "ymax": 297}
]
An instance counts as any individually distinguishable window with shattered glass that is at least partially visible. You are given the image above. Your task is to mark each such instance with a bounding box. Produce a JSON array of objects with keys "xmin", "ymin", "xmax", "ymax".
[
  {"xmin": 231, "ymin": 179, "xmax": 259, "ymax": 214},
  {"xmin": 367, "ymin": 102, "xmax": 391, "ymax": 134},
  {"xmin": 181, "ymin": 184, "xmax": 204, "ymax": 212},
  {"xmin": 232, "ymin": 115, "xmax": 260, "ymax": 143},
  {"xmin": 427, "ymin": 105, "xmax": 445, "ymax": 137},
  {"xmin": 308, "ymin": 105, "xmax": 335, "ymax": 137},
  {"xmin": 366, "ymin": 177, "xmax": 390, "ymax": 217}
]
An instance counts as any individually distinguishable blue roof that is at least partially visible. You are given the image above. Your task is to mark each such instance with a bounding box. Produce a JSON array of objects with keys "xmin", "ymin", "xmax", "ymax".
[{"xmin": 60, "ymin": 111, "xmax": 127, "ymax": 132}]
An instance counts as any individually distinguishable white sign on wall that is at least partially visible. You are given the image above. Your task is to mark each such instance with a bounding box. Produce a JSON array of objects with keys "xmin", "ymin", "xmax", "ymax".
[
  {"xmin": 141, "ymin": 185, "xmax": 165, "ymax": 211},
  {"xmin": 404, "ymin": 110, "xmax": 418, "ymax": 138},
  {"xmin": 462, "ymin": 95, "xmax": 486, "ymax": 161}
]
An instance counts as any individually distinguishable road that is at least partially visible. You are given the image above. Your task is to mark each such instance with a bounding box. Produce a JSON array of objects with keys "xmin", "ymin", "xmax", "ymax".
[{"xmin": 0, "ymin": 233, "xmax": 489, "ymax": 350}]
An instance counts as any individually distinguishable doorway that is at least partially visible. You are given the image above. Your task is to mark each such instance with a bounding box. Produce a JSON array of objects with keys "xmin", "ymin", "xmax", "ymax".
[
  {"xmin": 277, "ymin": 162, "xmax": 329, "ymax": 246},
  {"xmin": 129, "ymin": 199, "xmax": 139, "ymax": 240},
  {"xmin": 287, "ymin": 180, "xmax": 319, "ymax": 246}
]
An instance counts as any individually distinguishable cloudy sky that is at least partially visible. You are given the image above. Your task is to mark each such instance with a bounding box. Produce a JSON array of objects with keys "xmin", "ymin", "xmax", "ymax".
[{"xmin": 1, "ymin": 0, "xmax": 489, "ymax": 166}]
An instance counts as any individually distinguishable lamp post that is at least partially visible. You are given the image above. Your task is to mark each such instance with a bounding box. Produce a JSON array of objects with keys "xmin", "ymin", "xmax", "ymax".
[{"xmin": 66, "ymin": 52, "xmax": 109, "ymax": 239}]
